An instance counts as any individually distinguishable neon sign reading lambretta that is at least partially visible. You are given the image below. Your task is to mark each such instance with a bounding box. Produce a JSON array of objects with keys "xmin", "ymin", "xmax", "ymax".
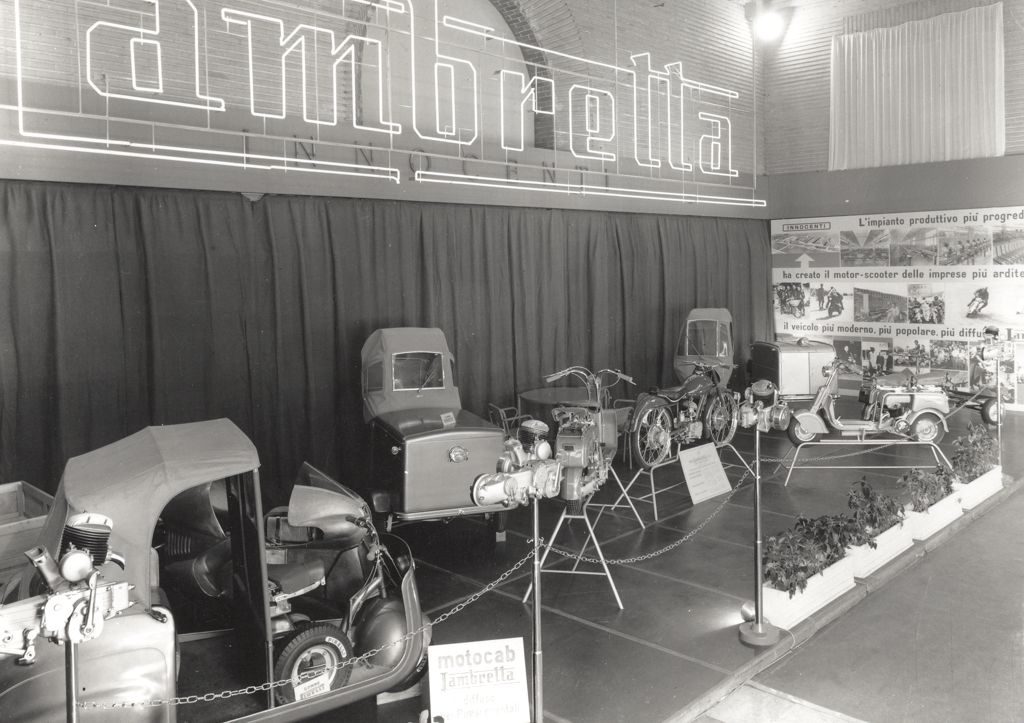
[{"xmin": 11, "ymin": 0, "xmax": 764, "ymax": 207}]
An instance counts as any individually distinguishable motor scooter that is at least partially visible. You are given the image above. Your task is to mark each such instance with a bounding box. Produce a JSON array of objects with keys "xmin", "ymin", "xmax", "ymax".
[
  {"xmin": 826, "ymin": 292, "xmax": 844, "ymax": 318},
  {"xmin": 787, "ymin": 359, "xmax": 950, "ymax": 445},
  {"xmin": 541, "ymin": 366, "xmax": 635, "ymax": 512}
]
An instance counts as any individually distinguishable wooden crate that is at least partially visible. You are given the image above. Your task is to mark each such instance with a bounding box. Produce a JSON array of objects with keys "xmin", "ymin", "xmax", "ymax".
[{"xmin": 0, "ymin": 481, "xmax": 54, "ymax": 585}]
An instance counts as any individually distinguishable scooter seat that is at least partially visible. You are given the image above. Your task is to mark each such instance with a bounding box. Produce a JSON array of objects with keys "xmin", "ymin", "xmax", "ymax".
[{"xmin": 268, "ymin": 559, "xmax": 326, "ymax": 595}]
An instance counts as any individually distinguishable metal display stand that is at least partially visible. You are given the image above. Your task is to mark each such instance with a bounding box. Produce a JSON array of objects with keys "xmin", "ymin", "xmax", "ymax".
[
  {"xmin": 530, "ymin": 498, "xmax": 543, "ymax": 723},
  {"xmin": 783, "ymin": 439, "xmax": 953, "ymax": 486},
  {"xmin": 523, "ymin": 497, "xmax": 623, "ymax": 609},
  {"xmin": 603, "ymin": 441, "xmax": 750, "ymax": 522},
  {"xmin": 589, "ymin": 467, "xmax": 646, "ymax": 529},
  {"xmin": 612, "ymin": 458, "xmax": 685, "ymax": 522}
]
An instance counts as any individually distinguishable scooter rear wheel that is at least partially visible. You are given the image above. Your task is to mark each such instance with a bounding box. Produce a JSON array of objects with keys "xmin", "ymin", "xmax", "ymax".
[
  {"xmin": 786, "ymin": 418, "xmax": 820, "ymax": 446},
  {"xmin": 910, "ymin": 413, "xmax": 945, "ymax": 444},
  {"xmin": 273, "ymin": 623, "xmax": 354, "ymax": 704}
]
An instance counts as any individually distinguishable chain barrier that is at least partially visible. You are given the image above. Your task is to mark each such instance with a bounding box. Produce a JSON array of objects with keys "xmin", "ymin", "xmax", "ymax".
[
  {"xmin": 75, "ymin": 438, "xmax": 936, "ymax": 709},
  {"xmin": 79, "ymin": 543, "xmax": 540, "ymax": 710}
]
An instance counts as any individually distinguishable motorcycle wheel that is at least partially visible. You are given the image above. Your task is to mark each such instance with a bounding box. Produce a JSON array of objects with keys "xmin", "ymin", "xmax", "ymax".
[
  {"xmin": 273, "ymin": 623, "xmax": 354, "ymax": 704},
  {"xmin": 795, "ymin": 306, "xmax": 805, "ymax": 318},
  {"xmin": 786, "ymin": 418, "xmax": 820, "ymax": 446},
  {"xmin": 705, "ymin": 391, "xmax": 738, "ymax": 447},
  {"xmin": 630, "ymin": 403, "xmax": 672, "ymax": 469},
  {"xmin": 981, "ymin": 398, "xmax": 1000, "ymax": 426},
  {"xmin": 910, "ymin": 413, "xmax": 945, "ymax": 444}
]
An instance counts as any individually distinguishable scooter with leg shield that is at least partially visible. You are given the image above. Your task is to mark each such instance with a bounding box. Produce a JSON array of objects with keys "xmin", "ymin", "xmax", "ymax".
[{"xmin": 786, "ymin": 358, "xmax": 951, "ymax": 445}]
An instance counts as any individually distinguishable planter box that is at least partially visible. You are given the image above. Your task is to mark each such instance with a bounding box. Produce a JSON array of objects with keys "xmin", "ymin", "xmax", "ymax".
[
  {"xmin": 846, "ymin": 522, "xmax": 915, "ymax": 579},
  {"xmin": 762, "ymin": 556, "xmax": 857, "ymax": 630},
  {"xmin": 953, "ymin": 466, "xmax": 1003, "ymax": 511},
  {"xmin": 904, "ymin": 492, "xmax": 963, "ymax": 542},
  {"xmin": 0, "ymin": 481, "xmax": 54, "ymax": 584}
]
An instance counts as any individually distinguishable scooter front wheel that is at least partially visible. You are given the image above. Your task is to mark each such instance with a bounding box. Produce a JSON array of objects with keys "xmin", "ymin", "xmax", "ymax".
[
  {"xmin": 787, "ymin": 418, "xmax": 820, "ymax": 446},
  {"xmin": 273, "ymin": 623, "xmax": 354, "ymax": 704}
]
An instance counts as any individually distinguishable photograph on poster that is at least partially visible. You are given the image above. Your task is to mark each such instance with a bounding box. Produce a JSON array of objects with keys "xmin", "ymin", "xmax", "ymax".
[
  {"xmin": 892, "ymin": 340, "xmax": 931, "ymax": 372},
  {"xmin": 950, "ymin": 281, "xmax": 1024, "ymax": 328},
  {"xmin": 833, "ymin": 338, "xmax": 862, "ymax": 366},
  {"xmin": 853, "ymin": 286, "xmax": 908, "ymax": 323},
  {"xmin": 908, "ymin": 284, "xmax": 946, "ymax": 324},
  {"xmin": 839, "ymin": 230, "xmax": 891, "ymax": 267},
  {"xmin": 860, "ymin": 339, "xmax": 893, "ymax": 374},
  {"xmin": 993, "ymin": 226, "xmax": 1024, "ymax": 264},
  {"xmin": 771, "ymin": 232, "xmax": 842, "ymax": 268},
  {"xmin": 937, "ymin": 226, "xmax": 992, "ymax": 266},
  {"xmin": 930, "ymin": 340, "xmax": 969, "ymax": 373},
  {"xmin": 890, "ymin": 228, "xmax": 936, "ymax": 266},
  {"xmin": 812, "ymin": 283, "xmax": 853, "ymax": 322},
  {"xmin": 967, "ymin": 340, "xmax": 1015, "ymax": 391},
  {"xmin": 773, "ymin": 282, "xmax": 811, "ymax": 318}
]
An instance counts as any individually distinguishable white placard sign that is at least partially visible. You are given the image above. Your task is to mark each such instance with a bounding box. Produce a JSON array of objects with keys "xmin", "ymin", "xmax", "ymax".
[
  {"xmin": 678, "ymin": 443, "xmax": 732, "ymax": 504},
  {"xmin": 427, "ymin": 637, "xmax": 530, "ymax": 723}
]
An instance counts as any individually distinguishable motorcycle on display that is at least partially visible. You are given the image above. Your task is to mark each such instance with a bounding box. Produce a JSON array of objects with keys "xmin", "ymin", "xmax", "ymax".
[
  {"xmin": 542, "ymin": 366, "xmax": 635, "ymax": 512},
  {"xmin": 787, "ymin": 359, "xmax": 951, "ymax": 445},
  {"xmin": 629, "ymin": 360, "xmax": 740, "ymax": 468}
]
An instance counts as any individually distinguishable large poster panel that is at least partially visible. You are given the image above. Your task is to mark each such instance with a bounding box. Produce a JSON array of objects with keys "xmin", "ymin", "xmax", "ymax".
[{"xmin": 771, "ymin": 207, "xmax": 1024, "ymax": 408}]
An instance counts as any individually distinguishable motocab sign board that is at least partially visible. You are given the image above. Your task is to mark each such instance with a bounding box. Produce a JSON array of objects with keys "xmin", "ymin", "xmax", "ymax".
[
  {"xmin": 427, "ymin": 637, "xmax": 529, "ymax": 722},
  {"xmin": 771, "ymin": 206, "xmax": 1024, "ymax": 408}
]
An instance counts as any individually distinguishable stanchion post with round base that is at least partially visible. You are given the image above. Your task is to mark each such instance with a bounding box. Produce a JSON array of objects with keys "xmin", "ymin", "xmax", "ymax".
[
  {"xmin": 738, "ymin": 423, "xmax": 781, "ymax": 647},
  {"xmin": 531, "ymin": 497, "xmax": 543, "ymax": 722}
]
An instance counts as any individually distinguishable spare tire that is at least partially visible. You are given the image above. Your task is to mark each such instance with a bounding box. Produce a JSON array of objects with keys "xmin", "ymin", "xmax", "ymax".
[{"xmin": 273, "ymin": 623, "xmax": 353, "ymax": 704}]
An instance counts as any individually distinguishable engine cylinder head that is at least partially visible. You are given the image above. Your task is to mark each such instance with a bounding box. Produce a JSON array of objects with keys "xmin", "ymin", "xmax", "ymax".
[
  {"xmin": 59, "ymin": 512, "xmax": 113, "ymax": 568},
  {"xmin": 518, "ymin": 419, "xmax": 550, "ymax": 452}
]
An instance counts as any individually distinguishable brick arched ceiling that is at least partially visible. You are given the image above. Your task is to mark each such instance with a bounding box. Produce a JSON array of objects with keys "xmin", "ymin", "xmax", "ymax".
[{"xmin": 487, "ymin": 0, "xmax": 586, "ymax": 149}]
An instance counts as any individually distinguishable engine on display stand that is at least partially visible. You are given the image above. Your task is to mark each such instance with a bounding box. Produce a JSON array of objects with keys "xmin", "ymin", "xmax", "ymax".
[
  {"xmin": 472, "ymin": 419, "xmax": 562, "ymax": 508},
  {"xmin": 738, "ymin": 379, "xmax": 792, "ymax": 435},
  {"xmin": 735, "ymin": 381, "xmax": 792, "ymax": 647},
  {"xmin": 0, "ymin": 513, "xmax": 135, "ymax": 721},
  {"xmin": 470, "ymin": 418, "xmax": 561, "ymax": 723}
]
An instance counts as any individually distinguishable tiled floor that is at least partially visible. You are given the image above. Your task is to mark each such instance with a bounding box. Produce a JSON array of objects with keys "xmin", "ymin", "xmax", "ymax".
[{"xmin": 335, "ymin": 407, "xmax": 1023, "ymax": 723}]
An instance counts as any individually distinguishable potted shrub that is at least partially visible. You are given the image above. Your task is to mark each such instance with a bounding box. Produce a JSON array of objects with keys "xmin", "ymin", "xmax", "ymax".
[
  {"xmin": 844, "ymin": 479, "xmax": 912, "ymax": 578},
  {"xmin": 900, "ymin": 466, "xmax": 962, "ymax": 541},
  {"xmin": 949, "ymin": 423, "xmax": 1002, "ymax": 510},
  {"xmin": 761, "ymin": 514, "xmax": 858, "ymax": 630}
]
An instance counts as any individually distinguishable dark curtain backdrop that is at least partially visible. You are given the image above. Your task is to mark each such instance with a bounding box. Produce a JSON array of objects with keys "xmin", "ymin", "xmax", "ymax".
[{"xmin": 0, "ymin": 180, "xmax": 772, "ymax": 503}]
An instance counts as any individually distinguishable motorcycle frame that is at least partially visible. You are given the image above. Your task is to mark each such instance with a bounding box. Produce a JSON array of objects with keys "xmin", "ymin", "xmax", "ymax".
[{"xmin": 631, "ymin": 363, "xmax": 737, "ymax": 465}]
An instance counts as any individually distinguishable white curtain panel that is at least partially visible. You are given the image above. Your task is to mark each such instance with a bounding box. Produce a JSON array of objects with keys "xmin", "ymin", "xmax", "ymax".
[{"xmin": 830, "ymin": 2, "xmax": 1005, "ymax": 170}]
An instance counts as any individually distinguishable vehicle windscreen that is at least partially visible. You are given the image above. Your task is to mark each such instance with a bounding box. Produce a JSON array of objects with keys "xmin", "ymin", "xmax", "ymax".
[
  {"xmin": 680, "ymin": 320, "xmax": 730, "ymax": 358},
  {"xmin": 393, "ymin": 352, "xmax": 444, "ymax": 391}
]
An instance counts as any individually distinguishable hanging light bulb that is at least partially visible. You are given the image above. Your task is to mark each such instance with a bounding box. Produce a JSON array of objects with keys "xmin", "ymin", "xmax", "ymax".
[
  {"xmin": 753, "ymin": 10, "xmax": 785, "ymax": 42},
  {"xmin": 745, "ymin": 2, "xmax": 788, "ymax": 44}
]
